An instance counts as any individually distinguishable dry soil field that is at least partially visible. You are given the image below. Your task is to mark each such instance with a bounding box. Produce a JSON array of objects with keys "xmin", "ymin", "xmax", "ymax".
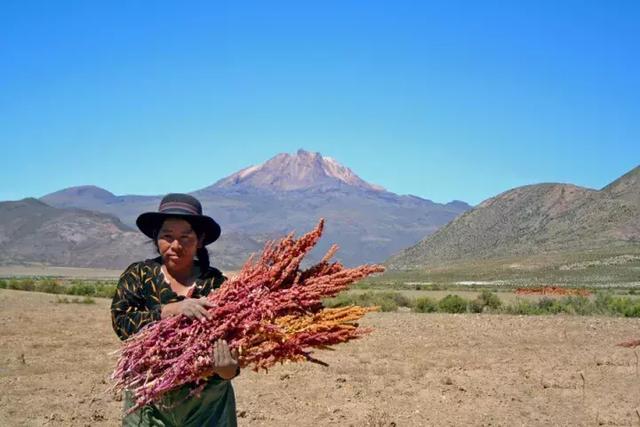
[{"xmin": 2, "ymin": 289, "xmax": 640, "ymax": 426}]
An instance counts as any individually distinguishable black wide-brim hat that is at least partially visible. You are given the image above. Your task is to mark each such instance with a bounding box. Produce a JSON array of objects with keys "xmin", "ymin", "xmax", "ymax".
[{"xmin": 136, "ymin": 193, "xmax": 221, "ymax": 245}]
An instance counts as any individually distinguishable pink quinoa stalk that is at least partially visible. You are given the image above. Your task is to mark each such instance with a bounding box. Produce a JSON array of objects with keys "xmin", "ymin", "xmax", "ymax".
[{"xmin": 112, "ymin": 219, "xmax": 384, "ymax": 412}]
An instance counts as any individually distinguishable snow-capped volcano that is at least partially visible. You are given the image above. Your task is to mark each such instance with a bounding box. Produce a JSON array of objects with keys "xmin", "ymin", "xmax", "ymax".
[{"xmin": 210, "ymin": 149, "xmax": 385, "ymax": 192}]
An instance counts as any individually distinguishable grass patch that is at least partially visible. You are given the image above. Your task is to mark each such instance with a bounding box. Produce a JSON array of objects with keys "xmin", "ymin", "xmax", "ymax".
[
  {"xmin": 413, "ymin": 296, "xmax": 437, "ymax": 313},
  {"xmin": 324, "ymin": 291, "xmax": 412, "ymax": 312},
  {"xmin": 325, "ymin": 289, "xmax": 640, "ymax": 318},
  {"xmin": 1, "ymin": 278, "xmax": 116, "ymax": 298},
  {"xmin": 55, "ymin": 296, "xmax": 96, "ymax": 304}
]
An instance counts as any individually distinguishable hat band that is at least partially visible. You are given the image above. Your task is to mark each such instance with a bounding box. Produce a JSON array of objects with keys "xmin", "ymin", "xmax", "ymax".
[{"xmin": 159, "ymin": 201, "xmax": 200, "ymax": 215}]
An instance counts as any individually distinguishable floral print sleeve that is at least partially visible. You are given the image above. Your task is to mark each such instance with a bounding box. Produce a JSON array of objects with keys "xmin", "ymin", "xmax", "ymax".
[{"xmin": 110, "ymin": 262, "xmax": 162, "ymax": 340}]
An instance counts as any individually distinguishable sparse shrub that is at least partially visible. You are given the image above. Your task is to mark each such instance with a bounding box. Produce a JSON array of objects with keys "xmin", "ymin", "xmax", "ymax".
[
  {"xmin": 605, "ymin": 296, "xmax": 634, "ymax": 316},
  {"xmin": 68, "ymin": 282, "xmax": 96, "ymax": 296},
  {"xmin": 323, "ymin": 291, "xmax": 405, "ymax": 312},
  {"xmin": 468, "ymin": 298, "xmax": 485, "ymax": 313},
  {"xmin": 469, "ymin": 290, "xmax": 502, "ymax": 313},
  {"xmin": 365, "ymin": 292, "xmax": 399, "ymax": 312},
  {"xmin": 8, "ymin": 279, "xmax": 36, "ymax": 291},
  {"xmin": 594, "ymin": 292, "xmax": 614, "ymax": 312},
  {"xmin": 610, "ymin": 297, "xmax": 640, "ymax": 317},
  {"xmin": 438, "ymin": 295, "xmax": 468, "ymax": 313},
  {"xmin": 0, "ymin": 279, "xmax": 6, "ymax": 289},
  {"xmin": 322, "ymin": 293, "xmax": 353, "ymax": 308},
  {"xmin": 502, "ymin": 299, "xmax": 540, "ymax": 315},
  {"xmin": 55, "ymin": 296, "xmax": 95, "ymax": 304},
  {"xmin": 390, "ymin": 292, "xmax": 412, "ymax": 308},
  {"xmin": 478, "ymin": 290, "xmax": 502, "ymax": 309},
  {"xmin": 536, "ymin": 297, "xmax": 559, "ymax": 313},
  {"xmin": 561, "ymin": 296, "xmax": 592, "ymax": 315},
  {"xmin": 414, "ymin": 297, "xmax": 437, "ymax": 313},
  {"xmin": 375, "ymin": 299, "xmax": 398, "ymax": 312},
  {"xmin": 94, "ymin": 282, "xmax": 117, "ymax": 298},
  {"xmin": 36, "ymin": 278, "xmax": 63, "ymax": 294}
]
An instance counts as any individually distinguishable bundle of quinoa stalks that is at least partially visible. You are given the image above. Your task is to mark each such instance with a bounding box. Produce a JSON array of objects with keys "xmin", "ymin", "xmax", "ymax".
[{"xmin": 112, "ymin": 220, "xmax": 384, "ymax": 411}]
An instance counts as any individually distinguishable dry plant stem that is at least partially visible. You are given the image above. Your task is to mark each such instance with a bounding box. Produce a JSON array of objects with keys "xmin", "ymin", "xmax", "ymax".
[
  {"xmin": 617, "ymin": 338, "xmax": 640, "ymax": 348},
  {"xmin": 112, "ymin": 219, "xmax": 384, "ymax": 412}
]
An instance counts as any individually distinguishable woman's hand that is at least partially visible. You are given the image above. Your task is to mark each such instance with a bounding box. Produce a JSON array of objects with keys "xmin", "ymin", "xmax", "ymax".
[
  {"xmin": 161, "ymin": 297, "xmax": 215, "ymax": 322},
  {"xmin": 211, "ymin": 339, "xmax": 239, "ymax": 380}
]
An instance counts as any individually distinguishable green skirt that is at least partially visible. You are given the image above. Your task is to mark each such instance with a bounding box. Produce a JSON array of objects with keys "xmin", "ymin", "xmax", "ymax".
[{"xmin": 123, "ymin": 378, "xmax": 237, "ymax": 427}]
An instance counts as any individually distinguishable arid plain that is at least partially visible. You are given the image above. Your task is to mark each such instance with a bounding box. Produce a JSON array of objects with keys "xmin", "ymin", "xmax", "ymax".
[{"xmin": 2, "ymin": 289, "xmax": 640, "ymax": 426}]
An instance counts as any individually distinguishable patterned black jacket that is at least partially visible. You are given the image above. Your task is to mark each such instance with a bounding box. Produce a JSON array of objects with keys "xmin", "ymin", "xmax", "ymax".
[{"xmin": 110, "ymin": 257, "xmax": 226, "ymax": 340}]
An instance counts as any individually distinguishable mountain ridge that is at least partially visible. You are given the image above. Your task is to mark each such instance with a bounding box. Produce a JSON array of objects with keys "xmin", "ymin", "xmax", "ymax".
[
  {"xmin": 386, "ymin": 165, "xmax": 640, "ymax": 271},
  {"xmin": 25, "ymin": 150, "xmax": 471, "ymax": 268},
  {"xmin": 208, "ymin": 149, "xmax": 386, "ymax": 193}
]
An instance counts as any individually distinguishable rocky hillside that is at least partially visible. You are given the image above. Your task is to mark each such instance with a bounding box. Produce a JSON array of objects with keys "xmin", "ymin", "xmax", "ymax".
[
  {"xmin": 0, "ymin": 198, "xmax": 151, "ymax": 269},
  {"xmin": 387, "ymin": 166, "xmax": 640, "ymax": 271},
  {"xmin": 0, "ymin": 199, "xmax": 266, "ymax": 271},
  {"xmin": 210, "ymin": 149, "xmax": 385, "ymax": 192}
]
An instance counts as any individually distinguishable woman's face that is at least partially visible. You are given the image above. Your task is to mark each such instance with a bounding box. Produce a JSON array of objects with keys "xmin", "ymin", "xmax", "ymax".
[{"xmin": 156, "ymin": 218, "xmax": 203, "ymax": 271}]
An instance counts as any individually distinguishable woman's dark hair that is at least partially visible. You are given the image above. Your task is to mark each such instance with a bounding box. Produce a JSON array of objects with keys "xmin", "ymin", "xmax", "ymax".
[
  {"xmin": 189, "ymin": 220, "xmax": 211, "ymax": 275},
  {"xmin": 152, "ymin": 216, "xmax": 211, "ymax": 276}
]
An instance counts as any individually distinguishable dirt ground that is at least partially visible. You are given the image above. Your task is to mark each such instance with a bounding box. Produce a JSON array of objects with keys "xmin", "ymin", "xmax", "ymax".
[{"xmin": 2, "ymin": 289, "xmax": 640, "ymax": 426}]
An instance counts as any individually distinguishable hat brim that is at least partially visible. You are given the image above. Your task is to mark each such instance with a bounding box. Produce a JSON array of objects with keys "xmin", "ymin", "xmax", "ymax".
[{"xmin": 136, "ymin": 212, "xmax": 221, "ymax": 245}]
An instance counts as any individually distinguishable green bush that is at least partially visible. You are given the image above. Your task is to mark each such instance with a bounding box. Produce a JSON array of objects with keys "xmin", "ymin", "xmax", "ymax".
[
  {"xmin": 468, "ymin": 298, "xmax": 485, "ymax": 313},
  {"xmin": 7, "ymin": 279, "xmax": 36, "ymax": 291},
  {"xmin": 68, "ymin": 282, "xmax": 96, "ymax": 296},
  {"xmin": 361, "ymin": 292, "xmax": 400, "ymax": 312},
  {"xmin": 322, "ymin": 293, "xmax": 354, "ymax": 308},
  {"xmin": 36, "ymin": 279, "xmax": 63, "ymax": 294},
  {"xmin": 2, "ymin": 277, "xmax": 116, "ymax": 299},
  {"xmin": 94, "ymin": 282, "xmax": 117, "ymax": 298},
  {"xmin": 375, "ymin": 298, "xmax": 398, "ymax": 312},
  {"xmin": 323, "ymin": 291, "xmax": 412, "ymax": 312},
  {"xmin": 502, "ymin": 299, "xmax": 540, "ymax": 315},
  {"xmin": 594, "ymin": 292, "xmax": 614, "ymax": 313},
  {"xmin": 608, "ymin": 296, "xmax": 640, "ymax": 317},
  {"xmin": 390, "ymin": 292, "xmax": 412, "ymax": 308},
  {"xmin": 469, "ymin": 291, "xmax": 502, "ymax": 313},
  {"xmin": 438, "ymin": 295, "xmax": 468, "ymax": 313},
  {"xmin": 560, "ymin": 296, "xmax": 592, "ymax": 315},
  {"xmin": 414, "ymin": 297, "xmax": 437, "ymax": 313},
  {"xmin": 536, "ymin": 297, "xmax": 560, "ymax": 314},
  {"xmin": 478, "ymin": 290, "xmax": 502, "ymax": 309}
]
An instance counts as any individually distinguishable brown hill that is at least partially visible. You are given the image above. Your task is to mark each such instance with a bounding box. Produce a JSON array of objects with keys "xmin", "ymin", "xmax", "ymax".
[
  {"xmin": 0, "ymin": 199, "xmax": 263, "ymax": 271},
  {"xmin": 0, "ymin": 198, "xmax": 151, "ymax": 269},
  {"xmin": 386, "ymin": 166, "xmax": 640, "ymax": 271}
]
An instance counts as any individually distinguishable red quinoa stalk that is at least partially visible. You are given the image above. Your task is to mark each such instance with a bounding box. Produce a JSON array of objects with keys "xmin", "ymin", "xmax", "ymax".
[{"xmin": 112, "ymin": 219, "xmax": 384, "ymax": 412}]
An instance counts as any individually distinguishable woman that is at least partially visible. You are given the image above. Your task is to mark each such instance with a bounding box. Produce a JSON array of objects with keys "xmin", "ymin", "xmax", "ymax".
[{"xmin": 111, "ymin": 193, "xmax": 239, "ymax": 426}]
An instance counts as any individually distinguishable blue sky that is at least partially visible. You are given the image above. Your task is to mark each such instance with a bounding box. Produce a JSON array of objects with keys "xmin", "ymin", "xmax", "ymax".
[{"xmin": 1, "ymin": 1, "xmax": 638, "ymax": 205}]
